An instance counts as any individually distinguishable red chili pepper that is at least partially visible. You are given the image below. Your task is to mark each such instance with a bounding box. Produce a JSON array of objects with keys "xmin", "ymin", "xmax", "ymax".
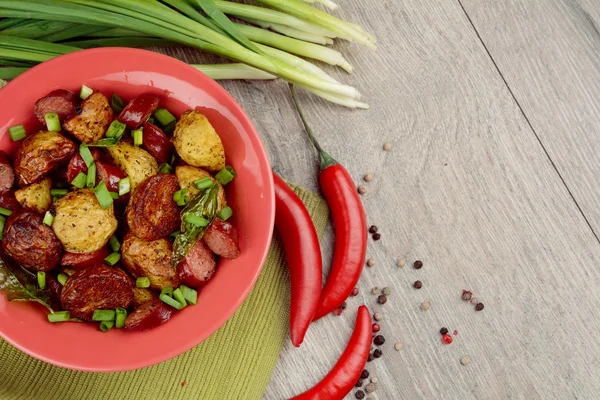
[
  {"xmin": 273, "ymin": 172, "xmax": 322, "ymax": 347},
  {"xmin": 289, "ymin": 305, "xmax": 372, "ymax": 400},
  {"xmin": 289, "ymin": 86, "xmax": 367, "ymax": 321}
]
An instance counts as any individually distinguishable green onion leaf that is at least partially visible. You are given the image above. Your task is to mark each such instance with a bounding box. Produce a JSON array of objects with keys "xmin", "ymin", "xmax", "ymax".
[
  {"xmin": 105, "ymin": 120, "xmax": 126, "ymax": 139},
  {"xmin": 71, "ymin": 172, "xmax": 87, "ymax": 189},
  {"xmin": 0, "ymin": 207, "xmax": 13, "ymax": 217},
  {"xmin": 86, "ymin": 162, "xmax": 97, "ymax": 188},
  {"xmin": 153, "ymin": 108, "xmax": 176, "ymax": 127},
  {"xmin": 37, "ymin": 271, "xmax": 46, "ymax": 290},
  {"xmin": 193, "ymin": 177, "xmax": 214, "ymax": 190},
  {"xmin": 118, "ymin": 177, "xmax": 130, "ymax": 196},
  {"xmin": 42, "ymin": 211, "xmax": 54, "ymax": 226},
  {"xmin": 169, "ymin": 231, "xmax": 180, "ymax": 242},
  {"xmin": 48, "ymin": 311, "xmax": 70, "ymax": 323},
  {"xmin": 111, "ymin": 94, "xmax": 125, "ymax": 114},
  {"xmin": 136, "ymin": 277, "xmax": 150, "ymax": 288},
  {"xmin": 215, "ymin": 166, "xmax": 236, "ymax": 185},
  {"xmin": 100, "ymin": 321, "xmax": 114, "ymax": 332},
  {"xmin": 8, "ymin": 125, "xmax": 26, "ymax": 141},
  {"xmin": 132, "ymin": 129, "xmax": 143, "ymax": 146},
  {"xmin": 50, "ymin": 189, "xmax": 68, "ymax": 198},
  {"xmin": 173, "ymin": 188, "xmax": 189, "ymax": 206},
  {"xmin": 44, "ymin": 112, "xmax": 61, "ymax": 132},
  {"xmin": 180, "ymin": 285, "xmax": 198, "ymax": 305},
  {"xmin": 158, "ymin": 163, "xmax": 174, "ymax": 174},
  {"xmin": 57, "ymin": 273, "xmax": 68, "ymax": 286},
  {"xmin": 86, "ymin": 138, "xmax": 119, "ymax": 147},
  {"xmin": 80, "ymin": 84, "xmax": 93, "ymax": 100},
  {"xmin": 0, "ymin": 216, "xmax": 5, "ymax": 240},
  {"xmin": 115, "ymin": 307, "xmax": 127, "ymax": 329},
  {"xmin": 218, "ymin": 206, "xmax": 233, "ymax": 221},
  {"xmin": 108, "ymin": 235, "xmax": 120, "ymax": 252},
  {"xmin": 160, "ymin": 293, "xmax": 184, "ymax": 310},
  {"xmin": 161, "ymin": 286, "xmax": 174, "ymax": 297},
  {"xmin": 163, "ymin": 120, "xmax": 176, "ymax": 134},
  {"xmin": 184, "ymin": 215, "xmax": 210, "ymax": 227},
  {"xmin": 147, "ymin": 116, "xmax": 155, "ymax": 124},
  {"xmin": 79, "ymin": 145, "xmax": 95, "ymax": 168},
  {"xmin": 172, "ymin": 288, "xmax": 187, "ymax": 308},
  {"xmin": 94, "ymin": 182, "xmax": 113, "ymax": 210},
  {"xmin": 110, "ymin": 192, "xmax": 119, "ymax": 199},
  {"xmin": 104, "ymin": 252, "xmax": 121, "ymax": 266},
  {"xmin": 92, "ymin": 309, "xmax": 115, "ymax": 322}
]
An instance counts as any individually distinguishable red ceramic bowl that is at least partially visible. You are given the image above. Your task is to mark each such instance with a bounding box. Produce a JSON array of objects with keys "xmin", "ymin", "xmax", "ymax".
[{"xmin": 0, "ymin": 48, "xmax": 274, "ymax": 371}]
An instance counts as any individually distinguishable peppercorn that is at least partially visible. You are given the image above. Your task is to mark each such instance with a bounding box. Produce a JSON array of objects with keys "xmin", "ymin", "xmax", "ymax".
[
  {"xmin": 377, "ymin": 294, "xmax": 387, "ymax": 304},
  {"xmin": 355, "ymin": 390, "xmax": 365, "ymax": 399},
  {"xmin": 397, "ymin": 259, "xmax": 406, "ymax": 268},
  {"xmin": 373, "ymin": 335, "xmax": 385, "ymax": 346},
  {"xmin": 442, "ymin": 334, "xmax": 453, "ymax": 344},
  {"xmin": 371, "ymin": 287, "xmax": 380, "ymax": 295},
  {"xmin": 440, "ymin": 327, "xmax": 449, "ymax": 335},
  {"xmin": 332, "ymin": 307, "xmax": 343, "ymax": 316},
  {"xmin": 383, "ymin": 142, "xmax": 392, "ymax": 151},
  {"xmin": 373, "ymin": 349, "xmax": 383, "ymax": 358},
  {"xmin": 413, "ymin": 280, "xmax": 423, "ymax": 289},
  {"xmin": 357, "ymin": 185, "xmax": 368, "ymax": 195},
  {"xmin": 461, "ymin": 290, "xmax": 472, "ymax": 301},
  {"xmin": 475, "ymin": 302, "xmax": 484, "ymax": 311},
  {"xmin": 373, "ymin": 312, "xmax": 382, "ymax": 321},
  {"xmin": 420, "ymin": 301, "xmax": 431, "ymax": 310},
  {"xmin": 454, "ymin": 330, "xmax": 459, "ymax": 336},
  {"xmin": 355, "ymin": 380, "xmax": 364, "ymax": 387},
  {"xmin": 360, "ymin": 369, "xmax": 370, "ymax": 380},
  {"xmin": 364, "ymin": 173, "xmax": 373, "ymax": 182},
  {"xmin": 365, "ymin": 383, "xmax": 376, "ymax": 393},
  {"xmin": 470, "ymin": 297, "xmax": 479, "ymax": 305},
  {"xmin": 340, "ymin": 302, "xmax": 347, "ymax": 310},
  {"xmin": 382, "ymin": 287, "xmax": 391, "ymax": 296},
  {"xmin": 367, "ymin": 354, "xmax": 374, "ymax": 362},
  {"xmin": 372, "ymin": 323, "xmax": 381, "ymax": 333},
  {"xmin": 351, "ymin": 287, "xmax": 359, "ymax": 296},
  {"xmin": 366, "ymin": 258, "xmax": 376, "ymax": 267},
  {"xmin": 372, "ymin": 233, "xmax": 381, "ymax": 241},
  {"xmin": 370, "ymin": 376, "xmax": 379, "ymax": 384},
  {"xmin": 394, "ymin": 342, "xmax": 404, "ymax": 351},
  {"xmin": 460, "ymin": 355, "xmax": 470, "ymax": 365},
  {"xmin": 368, "ymin": 225, "xmax": 378, "ymax": 234},
  {"xmin": 413, "ymin": 260, "xmax": 423, "ymax": 269}
]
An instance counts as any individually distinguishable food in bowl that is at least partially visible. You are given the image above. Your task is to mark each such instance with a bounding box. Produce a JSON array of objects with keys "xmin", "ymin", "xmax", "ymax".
[{"xmin": 0, "ymin": 86, "xmax": 240, "ymax": 332}]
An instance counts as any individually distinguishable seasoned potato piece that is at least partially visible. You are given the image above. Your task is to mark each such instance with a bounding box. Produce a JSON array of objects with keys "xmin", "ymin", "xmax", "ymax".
[
  {"xmin": 172, "ymin": 110, "xmax": 225, "ymax": 171},
  {"xmin": 14, "ymin": 177, "xmax": 52, "ymax": 214},
  {"xmin": 13, "ymin": 131, "xmax": 76, "ymax": 186},
  {"xmin": 133, "ymin": 287, "xmax": 156, "ymax": 307},
  {"xmin": 62, "ymin": 92, "xmax": 113, "ymax": 143},
  {"xmin": 107, "ymin": 141, "xmax": 158, "ymax": 190},
  {"xmin": 175, "ymin": 165, "xmax": 227, "ymax": 211},
  {"xmin": 52, "ymin": 189, "xmax": 118, "ymax": 254},
  {"xmin": 121, "ymin": 233, "xmax": 179, "ymax": 290}
]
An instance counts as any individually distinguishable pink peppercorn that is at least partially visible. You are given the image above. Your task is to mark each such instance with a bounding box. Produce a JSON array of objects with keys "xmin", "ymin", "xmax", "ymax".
[
  {"xmin": 442, "ymin": 334, "xmax": 453, "ymax": 344},
  {"xmin": 351, "ymin": 287, "xmax": 360, "ymax": 296},
  {"xmin": 333, "ymin": 307, "xmax": 343, "ymax": 316},
  {"xmin": 372, "ymin": 323, "xmax": 381, "ymax": 333}
]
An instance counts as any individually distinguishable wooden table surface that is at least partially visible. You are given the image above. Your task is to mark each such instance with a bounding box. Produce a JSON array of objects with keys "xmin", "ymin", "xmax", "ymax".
[{"xmin": 167, "ymin": 0, "xmax": 600, "ymax": 398}]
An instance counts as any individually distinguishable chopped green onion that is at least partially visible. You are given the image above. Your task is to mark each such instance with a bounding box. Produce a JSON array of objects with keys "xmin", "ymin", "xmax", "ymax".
[
  {"xmin": 42, "ymin": 211, "xmax": 54, "ymax": 226},
  {"xmin": 169, "ymin": 231, "xmax": 180, "ymax": 241},
  {"xmin": 94, "ymin": 182, "xmax": 113, "ymax": 210},
  {"xmin": 92, "ymin": 309, "xmax": 115, "ymax": 322},
  {"xmin": 154, "ymin": 108, "xmax": 176, "ymax": 127},
  {"xmin": 180, "ymin": 285, "xmax": 198, "ymax": 305},
  {"xmin": 105, "ymin": 120, "xmax": 126, "ymax": 139},
  {"xmin": 161, "ymin": 286, "xmax": 174, "ymax": 297},
  {"xmin": 79, "ymin": 145, "xmax": 95, "ymax": 168},
  {"xmin": 86, "ymin": 138, "xmax": 119, "ymax": 147},
  {"xmin": 48, "ymin": 311, "xmax": 70, "ymax": 323},
  {"xmin": 37, "ymin": 271, "xmax": 46, "ymax": 289},
  {"xmin": 172, "ymin": 288, "xmax": 187, "ymax": 308},
  {"xmin": 80, "ymin": 84, "xmax": 93, "ymax": 100},
  {"xmin": 218, "ymin": 206, "xmax": 233, "ymax": 221},
  {"xmin": 193, "ymin": 177, "xmax": 214, "ymax": 190},
  {"xmin": 110, "ymin": 192, "xmax": 119, "ymax": 199},
  {"xmin": 136, "ymin": 277, "xmax": 150, "ymax": 288},
  {"xmin": 173, "ymin": 188, "xmax": 189, "ymax": 206},
  {"xmin": 0, "ymin": 207, "xmax": 12, "ymax": 217},
  {"xmin": 163, "ymin": 120, "xmax": 176, "ymax": 134},
  {"xmin": 184, "ymin": 215, "xmax": 210, "ymax": 227},
  {"xmin": 132, "ymin": 129, "xmax": 143, "ymax": 146},
  {"xmin": 147, "ymin": 116, "xmax": 155, "ymax": 124},
  {"xmin": 158, "ymin": 163, "xmax": 174, "ymax": 174},
  {"xmin": 44, "ymin": 112, "xmax": 61, "ymax": 132},
  {"xmin": 71, "ymin": 172, "xmax": 87, "ymax": 189},
  {"xmin": 0, "ymin": 216, "xmax": 5, "ymax": 240},
  {"xmin": 57, "ymin": 273, "xmax": 68, "ymax": 286},
  {"xmin": 100, "ymin": 321, "xmax": 114, "ymax": 332},
  {"xmin": 50, "ymin": 189, "xmax": 68, "ymax": 198},
  {"xmin": 111, "ymin": 94, "xmax": 125, "ymax": 114},
  {"xmin": 8, "ymin": 125, "xmax": 26, "ymax": 141},
  {"xmin": 86, "ymin": 163, "xmax": 97, "ymax": 188},
  {"xmin": 108, "ymin": 235, "xmax": 120, "ymax": 252},
  {"xmin": 215, "ymin": 166, "xmax": 236, "ymax": 185},
  {"xmin": 118, "ymin": 177, "xmax": 130, "ymax": 196},
  {"xmin": 104, "ymin": 252, "xmax": 121, "ymax": 266},
  {"xmin": 115, "ymin": 307, "xmax": 127, "ymax": 329},
  {"xmin": 160, "ymin": 293, "xmax": 184, "ymax": 310}
]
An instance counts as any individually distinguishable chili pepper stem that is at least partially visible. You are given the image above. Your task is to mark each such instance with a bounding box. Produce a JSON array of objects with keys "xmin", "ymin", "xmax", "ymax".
[{"xmin": 289, "ymin": 84, "xmax": 338, "ymax": 170}]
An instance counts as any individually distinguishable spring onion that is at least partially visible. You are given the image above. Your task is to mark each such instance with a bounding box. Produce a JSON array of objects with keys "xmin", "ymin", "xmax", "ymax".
[
  {"xmin": 118, "ymin": 177, "xmax": 130, "ymax": 196},
  {"xmin": 160, "ymin": 293, "xmax": 185, "ymax": 310},
  {"xmin": 172, "ymin": 288, "xmax": 187, "ymax": 308},
  {"xmin": 300, "ymin": 0, "xmax": 337, "ymax": 11},
  {"xmin": 238, "ymin": 17, "xmax": 332, "ymax": 45},
  {"xmin": 44, "ymin": 112, "xmax": 61, "ymax": 132},
  {"xmin": 71, "ymin": 172, "xmax": 87, "ymax": 189},
  {"xmin": 47, "ymin": 311, "xmax": 70, "ymax": 323},
  {"xmin": 217, "ymin": 206, "xmax": 233, "ymax": 221},
  {"xmin": 158, "ymin": 163, "xmax": 174, "ymax": 174},
  {"xmin": 37, "ymin": 271, "xmax": 46, "ymax": 289},
  {"xmin": 86, "ymin": 162, "xmax": 96, "ymax": 188},
  {"xmin": 108, "ymin": 235, "xmax": 120, "ymax": 252},
  {"xmin": 0, "ymin": 216, "xmax": 4, "ymax": 240},
  {"xmin": 110, "ymin": 93, "xmax": 124, "ymax": 113},
  {"xmin": 153, "ymin": 108, "xmax": 176, "ymax": 127},
  {"xmin": 132, "ymin": 129, "xmax": 143, "ymax": 146},
  {"xmin": 105, "ymin": 120, "xmax": 126, "ymax": 139},
  {"xmin": 184, "ymin": 215, "xmax": 210, "ymax": 227},
  {"xmin": 94, "ymin": 181, "xmax": 113, "ymax": 210},
  {"xmin": 115, "ymin": 307, "xmax": 127, "ymax": 328},
  {"xmin": 79, "ymin": 84, "xmax": 93, "ymax": 100},
  {"xmin": 193, "ymin": 177, "xmax": 214, "ymax": 190},
  {"xmin": 92, "ymin": 309, "xmax": 115, "ymax": 321},
  {"xmin": 136, "ymin": 277, "xmax": 150, "ymax": 288},
  {"xmin": 173, "ymin": 189, "xmax": 190, "ymax": 207},
  {"xmin": 8, "ymin": 124, "xmax": 26, "ymax": 141},
  {"xmin": 0, "ymin": 207, "xmax": 12, "ymax": 217},
  {"xmin": 215, "ymin": 166, "xmax": 236, "ymax": 185},
  {"xmin": 169, "ymin": 230, "xmax": 180, "ymax": 241},
  {"xmin": 180, "ymin": 285, "xmax": 198, "ymax": 305},
  {"xmin": 50, "ymin": 188, "xmax": 68, "ymax": 197},
  {"xmin": 100, "ymin": 321, "xmax": 114, "ymax": 332},
  {"xmin": 104, "ymin": 252, "xmax": 121, "ymax": 266},
  {"xmin": 109, "ymin": 191, "xmax": 119, "ymax": 199},
  {"xmin": 57, "ymin": 273, "xmax": 68, "ymax": 285},
  {"xmin": 42, "ymin": 211, "xmax": 54, "ymax": 226},
  {"xmin": 161, "ymin": 286, "xmax": 174, "ymax": 297},
  {"xmin": 79, "ymin": 144, "xmax": 94, "ymax": 167}
]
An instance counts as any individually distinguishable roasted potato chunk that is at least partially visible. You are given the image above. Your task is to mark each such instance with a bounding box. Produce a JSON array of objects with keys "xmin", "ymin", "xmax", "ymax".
[
  {"xmin": 172, "ymin": 110, "xmax": 225, "ymax": 171},
  {"xmin": 133, "ymin": 287, "xmax": 156, "ymax": 307},
  {"xmin": 52, "ymin": 189, "xmax": 118, "ymax": 254},
  {"xmin": 175, "ymin": 165, "xmax": 227, "ymax": 212},
  {"xmin": 14, "ymin": 177, "xmax": 52, "ymax": 214},
  {"xmin": 106, "ymin": 141, "xmax": 158, "ymax": 190},
  {"xmin": 126, "ymin": 174, "xmax": 180, "ymax": 241},
  {"xmin": 13, "ymin": 131, "xmax": 76, "ymax": 186},
  {"xmin": 121, "ymin": 233, "xmax": 179, "ymax": 290},
  {"xmin": 62, "ymin": 92, "xmax": 113, "ymax": 143},
  {"xmin": 60, "ymin": 264, "xmax": 134, "ymax": 321}
]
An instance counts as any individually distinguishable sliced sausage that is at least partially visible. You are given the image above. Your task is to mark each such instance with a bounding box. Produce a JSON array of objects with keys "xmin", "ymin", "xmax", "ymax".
[
  {"xmin": 126, "ymin": 174, "xmax": 180, "ymax": 241},
  {"xmin": 95, "ymin": 161, "xmax": 125, "ymax": 193},
  {"xmin": 121, "ymin": 233, "xmax": 179, "ymax": 290},
  {"xmin": 61, "ymin": 246, "xmax": 111, "ymax": 270},
  {"xmin": 65, "ymin": 149, "xmax": 101, "ymax": 184},
  {"xmin": 203, "ymin": 218, "xmax": 240, "ymax": 259},
  {"xmin": 1, "ymin": 209, "xmax": 62, "ymax": 272},
  {"xmin": 47, "ymin": 274, "xmax": 63, "ymax": 300},
  {"xmin": 0, "ymin": 150, "xmax": 15, "ymax": 194},
  {"xmin": 176, "ymin": 240, "xmax": 216, "ymax": 288},
  {"xmin": 33, "ymin": 89, "xmax": 78, "ymax": 125},
  {"xmin": 62, "ymin": 92, "xmax": 113, "ymax": 143},
  {"xmin": 141, "ymin": 122, "xmax": 173, "ymax": 164},
  {"xmin": 124, "ymin": 298, "xmax": 174, "ymax": 331},
  {"xmin": 118, "ymin": 93, "xmax": 160, "ymax": 129},
  {"xmin": 13, "ymin": 131, "xmax": 77, "ymax": 186},
  {"xmin": 0, "ymin": 190, "xmax": 22, "ymax": 213},
  {"xmin": 59, "ymin": 264, "xmax": 134, "ymax": 321}
]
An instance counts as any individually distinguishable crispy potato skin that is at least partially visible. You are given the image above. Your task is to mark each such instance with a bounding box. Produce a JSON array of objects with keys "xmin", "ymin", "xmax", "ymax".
[
  {"xmin": 52, "ymin": 189, "xmax": 118, "ymax": 254},
  {"xmin": 175, "ymin": 165, "xmax": 227, "ymax": 212},
  {"xmin": 62, "ymin": 92, "xmax": 113, "ymax": 143},
  {"xmin": 132, "ymin": 287, "xmax": 156, "ymax": 307},
  {"xmin": 172, "ymin": 110, "xmax": 225, "ymax": 171},
  {"xmin": 121, "ymin": 233, "xmax": 179, "ymax": 290},
  {"xmin": 14, "ymin": 177, "xmax": 52, "ymax": 214},
  {"xmin": 106, "ymin": 141, "xmax": 158, "ymax": 190},
  {"xmin": 126, "ymin": 174, "xmax": 180, "ymax": 241},
  {"xmin": 60, "ymin": 264, "xmax": 133, "ymax": 321},
  {"xmin": 124, "ymin": 298, "xmax": 174, "ymax": 331},
  {"xmin": 13, "ymin": 131, "xmax": 76, "ymax": 186},
  {"xmin": 2, "ymin": 209, "xmax": 62, "ymax": 271}
]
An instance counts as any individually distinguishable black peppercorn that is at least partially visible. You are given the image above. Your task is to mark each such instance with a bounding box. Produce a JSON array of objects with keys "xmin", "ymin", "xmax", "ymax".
[
  {"xmin": 355, "ymin": 390, "xmax": 365, "ymax": 399},
  {"xmin": 373, "ymin": 335, "xmax": 385, "ymax": 346},
  {"xmin": 360, "ymin": 369, "xmax": 369, "ymax": 380},
  {"xmin": 373, "ymin": 349, "xmax": 383, "ymax": 358},
  {"xmin": 355, "ymin": 380, "xmax": 363, "ymax": 387},
  {"xmin": 414, "ymin": 280, "xmax": 423, "ymax": 289},
  {"xmin": 475, "ymin": 302, "xmax": 485, "ymax": 311},
  {"xmin": 377, "ymin": 295, "xmax": 387, "ymax": 304},
  {"xmin": 340, "ymin": 302, "xmax": 347, "ymax": 310},
  {"xmin": 372, "ymin": 233, "xmax": 381, "ymax": 241},
  {"xmin": 440, "ymin": 327, "xmax": 449, "ymax": 335},
  {"xmin": 368, "ymin": 225, "xmax": 378, "ymax": 234},
  {"xmin": 413, "ymin": 260, "xmax": 423, "ymax": 269},
  {"xmin": 367, "ymin": 354, "xmax": 374, "ymax": 362}
]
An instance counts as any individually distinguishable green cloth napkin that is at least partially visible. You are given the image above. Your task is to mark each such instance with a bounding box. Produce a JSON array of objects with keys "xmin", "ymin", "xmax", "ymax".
[{"xmin": 0, "ymin": 185, "xmax": 329, "ymax": 400}]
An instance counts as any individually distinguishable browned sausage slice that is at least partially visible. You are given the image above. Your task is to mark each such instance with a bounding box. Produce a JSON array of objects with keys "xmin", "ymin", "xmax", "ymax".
[
  {"xmin": 0, "ymin": 150, "xmax": 15, "ymax": 194},
  {"xmin": 124, "ymin": 298, "xmax": 174, "ymax": 331},
  {"xmin": 33, "ymin": 89, "xmax": 78, "ymax": 125},
  {"xmin": 1, "ymin": 209, "xmax": 62, "ymax": 272},
  {"xmin": 59, "ymin": 264, "xmax": 133, "ymax": 321},
  {"xmin": 121, "ymin": 233, "xmax": 179, "ymax": 290},
  {"xmin": 118, "ymin": 93, "xmax": 160, "ymax": 129},
  {"xmin": 62, "ymin": 92, "xmax": 113, "ymax": 143},
  {"xmin": 176, "ymin": 240, "xmax": 216, "ymax": 288},
  {"xmin": 13, "ymin": 131, "xmax": 77, "ymax": 186},
  {"xmin": 61, "ymin": 246, "xmax": 111, "ymax": 270},
  {"xmin": 126, "ymin": 174, "xmax": 180, "ymax": 241},
  {"xmin": 203, "ymin": 219, "xmax": 240, "ymax": 259}
]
